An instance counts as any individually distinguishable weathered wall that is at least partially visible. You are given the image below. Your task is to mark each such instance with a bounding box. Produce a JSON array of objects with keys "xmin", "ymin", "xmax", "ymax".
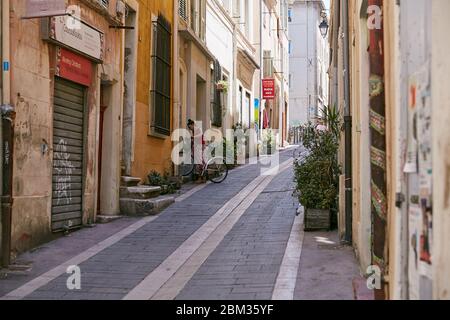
[
  {"xmin": 349, "ymin": 0, "xmax": 372, "ymax": 273},
  {"xmin": 431, "ymin": 0, "xmax": 450, "ymax": 300},
  {"xmin": 9, "ymin": 0, "xmax": 123, "ymax": 253},
  {"xmin": 205, "ymin": 0, "xmax": 234, "ymax": 131},
  {"xmin": 383, "ymin": 0, "xmax": 406, "ymax": 300},
  {"xmin": 133, "ymin": 0, "xmax": 174, "ymax": 180}
]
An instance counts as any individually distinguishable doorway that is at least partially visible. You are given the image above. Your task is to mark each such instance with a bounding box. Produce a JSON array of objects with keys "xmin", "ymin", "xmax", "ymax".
[
  {"xmin": 196, "ymin": 75, "xmax": 206, "ymax": 129},
  {"xmin": 122, "ymin": 5, "xmax": 137, "ymax": 177}
]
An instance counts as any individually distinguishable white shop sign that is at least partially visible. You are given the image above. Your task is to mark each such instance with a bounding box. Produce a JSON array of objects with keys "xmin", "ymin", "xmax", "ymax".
[{"xmin": 43, "ymin": 16, "xmax": 104, "ymax": 62}]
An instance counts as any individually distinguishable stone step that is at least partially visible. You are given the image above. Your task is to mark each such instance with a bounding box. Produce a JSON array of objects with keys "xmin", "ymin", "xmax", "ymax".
[
  {"xmin": 120, "ymin": 186, "xmax": 161, "ymax": 199},
  {"xmin": 121, "ymin": 176, "xmax": 142, "ymax": 187},
  {"xmin": 120, "ymin": 196, "xmax": 175, "ymax": 217},
  {"xmin": 96, "ymin": 215, "xmax": 123, "ymax": 224}
]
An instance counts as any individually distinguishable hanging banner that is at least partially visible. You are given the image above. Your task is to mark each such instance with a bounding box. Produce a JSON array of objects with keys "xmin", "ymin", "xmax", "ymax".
[
  {"xmin": 262, "ymin": 79, "xmax": 275, "ymax": 99},
  {"xmin": 24, "ymin": 0, "xmax": 66, "ymax": 19},
  {"xmin": 254, "ymin": 99, "xmax": 260, "ymax": 125}
]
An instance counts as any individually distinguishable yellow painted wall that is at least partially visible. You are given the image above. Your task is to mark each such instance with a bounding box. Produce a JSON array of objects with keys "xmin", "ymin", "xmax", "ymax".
[{"xmin": 133, "ymin": 0, "xmax": 174, "ymax": 180}]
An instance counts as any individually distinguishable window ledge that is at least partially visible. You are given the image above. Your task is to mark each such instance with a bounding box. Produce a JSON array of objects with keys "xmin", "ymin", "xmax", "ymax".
[{"xmin": 148, "ymin": 127, "xmax": 170, "ymax": 140}]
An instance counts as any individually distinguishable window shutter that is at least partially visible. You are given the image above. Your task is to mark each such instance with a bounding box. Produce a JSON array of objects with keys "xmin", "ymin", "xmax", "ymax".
[
  {"xmin": 211, "ymin": 60, "xmax": 223, "ymax": 127},
  {"xmin": 179, "ymin": 0, "xmax": 188, "ymax": 21},
  {"xmin": 263, "ymin": 50, "xmax": 273, "ymax": 78},
  {"xmin": 151, "ymin": 14, "xmax": 172, "ymax": 136},
  {"xmin": 200, "ymin": 0, "xmax": 206, "ymax": 40}
]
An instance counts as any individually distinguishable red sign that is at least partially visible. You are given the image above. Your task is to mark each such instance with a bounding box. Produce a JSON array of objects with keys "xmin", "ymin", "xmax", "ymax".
[
  {"xmin": 262, "ymin": 79, "xmax": 275, "ymax": 99},
  {"xmin": 56, "ymin": 47, "xmax": 92, "ymax": 86}
]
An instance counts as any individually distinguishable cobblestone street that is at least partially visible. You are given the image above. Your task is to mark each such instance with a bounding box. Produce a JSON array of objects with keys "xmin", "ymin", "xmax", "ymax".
[{"xmin": 0, "ymin": 150, "xmax": 359, "ymax": 300}]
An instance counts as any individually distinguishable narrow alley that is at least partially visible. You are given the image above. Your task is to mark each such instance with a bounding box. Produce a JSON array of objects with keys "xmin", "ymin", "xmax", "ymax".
[{"xmin": 0, "ymin": 150, "xmax": 358, "ymax": 300}]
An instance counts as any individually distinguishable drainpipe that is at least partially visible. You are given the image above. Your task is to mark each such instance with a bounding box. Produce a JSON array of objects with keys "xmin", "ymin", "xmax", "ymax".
[
  {"xmin": 232, "ymin": 18, "xmax": 237, "ymax": 130},
  {"xmin": 342, "ymin": 0, "xmax": 353, "ymax": 244},
  {"xmin": 173, "ymin": 0, "xmax": 179, "ymax": 176},
  {"xmin": 1, "ymin": 0, "xmax": 14, "ymax": 268},
  {"xmin": 259, "ymin": 0, "xmax": 263, "ymax": 142},
  {"xmin": 0, "ymin": 0, "xmax": 3, "ymax": 266}
]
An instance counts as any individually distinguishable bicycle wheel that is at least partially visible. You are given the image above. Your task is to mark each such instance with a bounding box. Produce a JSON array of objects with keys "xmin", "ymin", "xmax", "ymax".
[
  {"xmin": 207, "ymin": 160, "xmax": 229, "ymax": 183},
  {"xmin": 180, "ymin": 160, "xmax": 195, "ymax": 177}
]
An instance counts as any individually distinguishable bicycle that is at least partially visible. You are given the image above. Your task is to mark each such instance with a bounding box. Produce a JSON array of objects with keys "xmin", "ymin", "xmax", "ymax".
[{"xmin": 180, "ymin": 142, "xmax": 229, "ymax": 184}]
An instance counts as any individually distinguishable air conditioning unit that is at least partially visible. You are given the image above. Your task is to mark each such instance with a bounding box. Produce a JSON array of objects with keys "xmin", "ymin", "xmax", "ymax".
[{"xmin": 116, "ymin": 1, "xmax": 126, "ymax": 19}]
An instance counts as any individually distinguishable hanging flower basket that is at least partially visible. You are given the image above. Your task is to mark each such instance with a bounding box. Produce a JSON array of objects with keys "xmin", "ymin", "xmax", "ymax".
[{"xmin": 216, "ymin": 80, "xmax": 229, "ymax": 93}]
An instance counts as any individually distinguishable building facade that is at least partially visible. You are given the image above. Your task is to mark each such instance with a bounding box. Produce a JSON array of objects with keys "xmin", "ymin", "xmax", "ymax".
[
  {"xmin": 0, "ymin": 0, "xmax": 126, "ymax": 263},
  {"xmin": 260, "ymin": 0, "xmax": 290, "ymax": 146},
  {"xmin": 126, "ymin": 0, "xmax": 174, "ymax": 181},
  {"xmin": 329, "ymin": 0, "xmax": 450, "ymax": 300},
  {"xmin": 289, "ymin": 0, "xmax": 329, "ymax": 126}
]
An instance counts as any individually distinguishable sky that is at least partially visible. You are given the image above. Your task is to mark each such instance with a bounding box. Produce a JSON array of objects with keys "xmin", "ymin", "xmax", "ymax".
[{"xmin": 324, "ymin": 0, "xmax": 330, "ymax": 10}]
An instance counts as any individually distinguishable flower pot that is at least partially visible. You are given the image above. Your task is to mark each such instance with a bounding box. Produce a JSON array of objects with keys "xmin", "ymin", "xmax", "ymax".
[{"xmin": 304, "ymin": 208, "xmax": 331, "ymax": 231}]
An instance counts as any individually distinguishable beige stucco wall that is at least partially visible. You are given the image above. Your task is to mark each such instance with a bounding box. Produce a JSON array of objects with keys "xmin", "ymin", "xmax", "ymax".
[
  {"xmin": 348, "ymin": 0, "xmax": 372, "ymax": 273},
  {"xmin": 9, "ymin": 0, "xmax": 123, "ymax": 254},
  {"xmin": 431, "ymin": 0, "xmax": 450, "ymax": 300}
]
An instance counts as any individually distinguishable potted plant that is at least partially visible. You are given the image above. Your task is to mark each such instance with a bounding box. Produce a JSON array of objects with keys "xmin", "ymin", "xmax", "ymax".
[
  {"xmin": 216, "ymin": 80, "xmax": 229, "ymax": 93},
  {"xmin": 262, "ymin": 129, "xmax": 276, "ymax": 155},
  {"xmin": 294, "ymin": 107, "xmax": 341, "ymax": 231}
]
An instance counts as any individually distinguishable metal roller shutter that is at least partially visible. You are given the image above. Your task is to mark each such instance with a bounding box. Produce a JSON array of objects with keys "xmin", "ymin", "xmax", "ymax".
[{"xmin": 52, "ymin": 77, "xmax": 85, "ymax": 232}]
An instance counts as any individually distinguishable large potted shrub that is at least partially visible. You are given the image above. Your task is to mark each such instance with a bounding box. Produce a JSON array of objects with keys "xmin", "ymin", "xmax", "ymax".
[
  {"xmin": 294, "ymin": 107, "xmax": 341, "ymax": 231},
  {"xmin": 262, "ymin": 129, "xmax": 276, "ymax": 155}
]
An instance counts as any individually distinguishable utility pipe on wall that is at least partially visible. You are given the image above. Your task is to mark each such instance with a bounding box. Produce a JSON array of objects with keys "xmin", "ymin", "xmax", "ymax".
[
  {"xmin": 341, "ymin": 0, "xmax": 353, "ymax": 244},
  {"xmin": 1, "ymin": 0, "xmax": 14, "ymax": 268}
]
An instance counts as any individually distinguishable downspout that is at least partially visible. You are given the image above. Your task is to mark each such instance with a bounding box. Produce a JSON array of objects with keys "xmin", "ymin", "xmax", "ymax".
[
  {"xmin": 173, "ymin": 0, "xmax": 179, "ymax": 176},
  {"xmin": 232, "ymin": 17, "xmax": 237, "ymax": 130},
  {"xmin": 259, "ymin": 0, "xmax": 263, "ymax": 142},
  {"xmin": 1, "ymin": 0, "xmax": 14, "ymax": 268},
  {"xmin": 306, "ymin": 0, "xmax": 310, "ymax": 122},
  {"xmin": 342, "ymin": 0, "xmax": 353, "ymax": 244},
  {"xmin": 0, "ymin": 0, "xmax": 3, "ymax": 266}
]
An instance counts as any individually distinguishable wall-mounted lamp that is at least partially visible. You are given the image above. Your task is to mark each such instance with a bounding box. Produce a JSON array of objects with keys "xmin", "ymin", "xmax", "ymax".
[{"xmin": 319, "ymin": 18, "xmax": 329, "ymax": 38}]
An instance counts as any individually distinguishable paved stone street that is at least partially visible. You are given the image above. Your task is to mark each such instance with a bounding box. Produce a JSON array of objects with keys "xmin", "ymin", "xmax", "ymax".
[{"xmin": 0, "ymin": 150, "xmax": 360, "ymax": 300}]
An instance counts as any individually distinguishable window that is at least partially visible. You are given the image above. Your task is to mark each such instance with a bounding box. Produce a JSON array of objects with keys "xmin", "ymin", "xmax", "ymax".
[
  {"xmin": 211, "ymin": 60, "xmax": 222, "ymax": 127},
  {"xmin": 288, "ymin": 8, "xmax": 292, "ymax": 22},
  {"xmin": 289, "ymin": 40, "xmax": 292, "ymax": 55},
  {"xmin": 233, "ymin": 0, "xmax": 240, "ymax": 18},
  {"xmin": 263, "ymin": 50, "xmax": 273, "ymax": 78},
  {"xmin": 150, "ymin": 14, "xmax": 172, "ymax": 136}
]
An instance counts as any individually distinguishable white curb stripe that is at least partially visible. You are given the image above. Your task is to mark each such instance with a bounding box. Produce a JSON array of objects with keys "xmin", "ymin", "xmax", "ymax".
[
  {"xmin": 151, "ymin": 161, "xmax": 293, "ymax": 300},
  {"xmin": 272, "ymin": 209, "xmax": 305, "ymax": 300},
  {"xmin": 0, "ymin": 215, "xmax": 159, "ymax": 300},
  {"xmin": 124, "ymin": 159, "xmax": 293, "ymax": 300}
]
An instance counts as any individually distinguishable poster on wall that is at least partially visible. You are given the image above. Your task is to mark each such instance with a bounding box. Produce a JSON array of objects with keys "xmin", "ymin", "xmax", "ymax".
[
  {"xmin": 416, "ymin": 63, "xmax": 433, "ymax": 279},
  {"xmin": 404, "ymin": 76, "xmax": 418, "ymax": 173},
  {"xmin": 408, "ymin": 206, "xmax": 422, "ymax": 300}
]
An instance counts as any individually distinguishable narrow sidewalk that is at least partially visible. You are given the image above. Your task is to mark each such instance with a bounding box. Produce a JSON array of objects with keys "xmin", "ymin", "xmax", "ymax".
[{"xmin": 294, "ymin": 230, "xmax": 361, "ymax": 300}]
